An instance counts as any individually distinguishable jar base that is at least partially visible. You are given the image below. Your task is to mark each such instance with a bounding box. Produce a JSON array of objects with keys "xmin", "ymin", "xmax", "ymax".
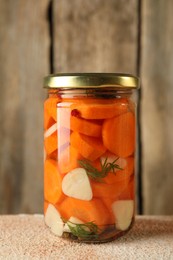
[{"xmin": 62, "ymin": 218, "xmax": 134, "ymax": 244}]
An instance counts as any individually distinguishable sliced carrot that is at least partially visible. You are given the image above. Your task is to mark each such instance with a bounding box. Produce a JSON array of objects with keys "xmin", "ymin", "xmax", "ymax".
[
  {"xmin": 101, "ymin": 198, "xmax": 117, "ymax": 223},
  {"xmin": 44, "ymin": 132, "xmax": 57, "ymax": 156},
  {"xmin": 58, "ymin": 197, "xmax": 112, "ymax": 226},
  {"xmin": 45, "ymin": 97, "xmax": 61, "ymax": 121},
  {"xmin": 91, "ymin": 157, "xmax": 134, "ymax": 201},
  {"xmin": 44, "ymin": 127, "xmax": 70, "ymax": 156},
  {"xmin": 44, "ymin": 114, "xmax": 56, "ymax": 131},
  {"xmin": 78, "ymin": 156, "xmax": 134, "ymax": 185},
  {"xmin": 114, "ymin": 156, "xmax": 134, "ymax": 182},
  {"xmin": 70, "ymin": 132, "xmax": 106, "ymax": 161},
  {"xmin": 102, "ymin": 112, "xmax": 136, "ymax": 157},
  {"xmin": 103, "ymin": 156, "xmax": 134, "ymax": 184},
  {"xmin": 91, "ymin": 178, "xmax": 129, "ymax": 200},
  {"xmin": 70, "ymin": 98, "xmax": 129, "ymax": 119},
  {"xmin": 47, "ymin": 149, "xmax": 57, "ymax": 160},
  {"xmin": 57, "ymin": 102, "xmax": 102, "ymax": 137},
  {"xmin": 118, "ymin": 177, "xmax": 135, "ymax": 200},
  {"xmin": 44, "ymin": 97, "xmax": 61, "ymax": 129},
  {"xmin": 44, "ymin": 159, "xmax": 65, "ymax": 204},
  {"xmin": 70, "ymin": 116, "xmax": 102, "ymax": 137},
  {"xmin": 58, "ymin": 145, "xmax": 81, "ymax": 174}
]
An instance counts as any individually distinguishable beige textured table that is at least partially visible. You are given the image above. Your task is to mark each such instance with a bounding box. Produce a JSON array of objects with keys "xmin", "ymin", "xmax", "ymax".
[{"xmin": 0, "ymin": 215, "xmax": 173, "ymax": 260}]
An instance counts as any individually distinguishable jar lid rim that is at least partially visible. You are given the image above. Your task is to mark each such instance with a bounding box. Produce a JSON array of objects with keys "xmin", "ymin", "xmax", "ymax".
[{"xmin": 43, "ymin": 73, "xmax": 140, "ymax": 89}]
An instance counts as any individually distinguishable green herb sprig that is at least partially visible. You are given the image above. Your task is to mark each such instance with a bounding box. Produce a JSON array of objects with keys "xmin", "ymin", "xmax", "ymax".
[
  {"xmin": 78, "ymin": 157, "xmax": 123, "ymax": 182},
  {"xmin": 64, "ymin": 219, "xmax": 100, "ymax": 240}
]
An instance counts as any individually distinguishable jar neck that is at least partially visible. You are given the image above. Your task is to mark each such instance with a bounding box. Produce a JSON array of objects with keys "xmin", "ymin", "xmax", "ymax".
[{"xmin": 48, "ymin": 88, "xmax": 134, "ymax": 99}]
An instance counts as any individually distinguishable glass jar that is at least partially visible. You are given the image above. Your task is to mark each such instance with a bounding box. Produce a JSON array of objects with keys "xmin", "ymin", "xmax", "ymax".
[{"xmin": 43, "ymin": 73, "xmax": 139, "ymax": 243}]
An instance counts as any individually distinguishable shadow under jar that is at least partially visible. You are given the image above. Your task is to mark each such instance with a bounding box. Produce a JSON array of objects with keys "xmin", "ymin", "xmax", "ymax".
[{"xmin": 43, "ymin": 73, "xmax": 140, "ymax": 243}]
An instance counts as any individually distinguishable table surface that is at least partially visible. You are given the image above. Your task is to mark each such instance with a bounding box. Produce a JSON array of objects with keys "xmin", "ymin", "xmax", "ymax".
[{"xmin": 0, "ymin": 215, "xmax": 173, "ymax": 260}]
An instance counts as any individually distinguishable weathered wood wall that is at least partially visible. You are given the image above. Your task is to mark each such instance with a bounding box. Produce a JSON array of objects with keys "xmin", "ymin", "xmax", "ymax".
[
  {"xmin": 0, "ymin": 0, "xmax": 50, "ymax": 213},
  {"xmin": 0, "ymin": 0, "xmax": 173, "ymax": 215},
  {"xmin": 53, "ymin": 0, "xmax": 138, "ymax": 74},
  {"xmin": 141, "ymin": 0, "xmax": 173, "ymax": 214}
]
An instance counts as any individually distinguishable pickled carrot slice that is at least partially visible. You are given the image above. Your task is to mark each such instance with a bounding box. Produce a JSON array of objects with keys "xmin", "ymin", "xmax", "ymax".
[
  {"xmin": 44, "ymin": 114, "xmax": 56, "ymax": 131},
  {"xmin": 58, "ymin": 197, "xmax": 111, "ymax": 226},
  {"xmin": 44, "ymin": 127, "xmax": 70, "ymax": 156},
  {"xmin": 44, "ymin": 97, "xmax": 61, "ymax": 129},
  {"xmin": 100, "ymin": 151, "xmax": 127, "ymax": 170},
  {"xmin": 70, "ymin": 98, "xmax": 129, "ymax": 119},
  {"xmin": 70, "ymin": 132, "xmax": 106, "ymax": 161},
  {"xmin": 103, "ymin": 157, "xmax": 134, "ymax": 184},
  {"xmin": 44, "ymin": 159, "xmax": 65, "ymax": 204},
  {"xmin": 58, "ymin": 145, "xmax": 81, "ymax": 174},
  {"xmin": 102, "ymin": 112, "xmax": 135, "ymax": 157},
  {"xmin": 101, "ymin": 198, "xmax": 117, "ymax": 223},
  {"xmin": 118, "ymin": 178, "xmax": 135, "ymax": 200},
  {"xmin": 70, "ymin": 116, "xmax": 102, "ymax": 137},
  {"xmin": 57, "ymin": 102, "xmax": 102, "ymax": 137},
  {"xmin": 91, "ymin": 178, "xmax": 129, "ymax": 200},
  {"xmin": 47, "ymin": 149, "xmax": 57, "ymax": 160},
  {"xmin": 94, "ymin": 159, "xmax": 134, "ymax": 203},
  {"xmin": 44, "ymin": 132, "xmax": 57, "ymax": 156}
]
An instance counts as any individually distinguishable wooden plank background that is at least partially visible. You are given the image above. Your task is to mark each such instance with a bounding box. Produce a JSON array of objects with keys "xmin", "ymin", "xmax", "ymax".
[
  {"xmin": 0, "ymin": 0, "xmax": 173, "ymax": 215},
  {"xmin": 53, "ymin": 0, "xmax": 138, "ymax": 74},
  {"xmin": 0, "ymin": 0, "xmax": 50, "ymax": 213},
  {"xmin": 141, "ymin": 0, "xmax": 173, "ymax": 214}
]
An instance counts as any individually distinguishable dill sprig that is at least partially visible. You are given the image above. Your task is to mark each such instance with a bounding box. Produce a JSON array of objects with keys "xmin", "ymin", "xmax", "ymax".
[
  {"xmin": 64, "ymin": 219, "xmax": 100, "ymax": 239},
  {"xmin": 78, "ymin": 157, "xmax": 123, "ymax": 182}
]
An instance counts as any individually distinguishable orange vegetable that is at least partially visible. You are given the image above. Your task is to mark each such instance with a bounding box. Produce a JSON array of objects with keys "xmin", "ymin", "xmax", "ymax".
[
  {"xmin": 44, "ymin": 132, "xmax": 57, "ymax": 156},
  {"xmin": 70, "ymin": 116, "xmax": 102, "ymax": 137},
  {"xmin": 44, "ymin": 159, "xmax": 65, "ymax": 204},
  {"xmin": 70, "ymin": 98, "xmax": 129, "ymax": 119},
  {"xmin": 118, "ymin": 178, "xmax": 135, "ymax": 200},
  {"xmin": 44, "ymin": 127, "xmax": 70, "ymax": 156},
  {"xmin": 102, "ymin": 112, "xmax": 135, "ymax": 157},
  {"xmin": 90, "ymin": 157, "xmax": 133, "ymax": 201},
  {"xmin": 44, "ymin": 114, "xmax": 56, "ymax": 131},
  {"xmin": 47, "ymin": 149, "xmax": 57, "ymax": 160},
  {"xmin": 91, "ymin": 178, "xmax": 128, "ymax": 200},
  {"xmin": 103, "ymin": 156, "xmax": 134, "ymax": 184},
  {"xmin": 70, "ymin": 132, "xmax": 106, "ymax": 161},
  {"xmin": 101, "ymin": 198, "xmax": 117, "ymax": 223},
  {"xmin": 57, "ymin": 101, "xmax": 102, "ymax": 137},
  {"xmin": 58, "ymin": 145, "xmax": 81, "ymax": 174},
  {"xmin": 58, "ymin": 197, "xmax": 112, "ymax": 226},
  {"xmin": 44, "ymin": 97, "xmax": 61, "ymax": 129}
]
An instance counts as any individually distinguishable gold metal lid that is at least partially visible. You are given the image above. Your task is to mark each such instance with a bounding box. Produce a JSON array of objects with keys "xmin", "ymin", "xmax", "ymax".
[{"xmin": 43, "ymin": 73, "xmax": 139, "ymax": 89}]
